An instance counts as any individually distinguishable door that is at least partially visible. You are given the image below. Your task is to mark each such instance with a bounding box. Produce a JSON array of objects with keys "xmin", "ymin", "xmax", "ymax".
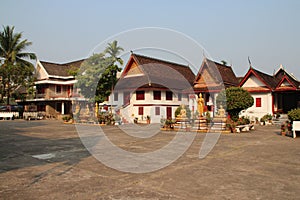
[
  {"xmin": 123, "ymin": 92, "xmax": 130, "ymax": 106},
  {"xmin": 166, "ymin": 107, "xmax": 172, "ymax": 119}
]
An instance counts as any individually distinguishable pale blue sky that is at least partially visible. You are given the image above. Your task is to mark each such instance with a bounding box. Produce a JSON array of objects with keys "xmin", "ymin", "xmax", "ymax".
[{"xmin": 1, "ymin": 0, "xmax": 299, "ymax": 78}]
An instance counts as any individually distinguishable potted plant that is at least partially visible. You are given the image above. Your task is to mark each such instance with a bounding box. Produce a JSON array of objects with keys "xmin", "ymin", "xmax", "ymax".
[
  {"xmin": 255, "ymin": 117, "xmax": 259, "ymax": 124},
  {"xmin": 281, "ymin": 123, "xmax": 287, "ymax": 136},
  {"xmin": 226, "ymin": 118, "xmax": 237, "ymax": 133},
  {"xmin": 146, "ymin": 115, "xmax": 151, "ymax": 124},
  {"xmin": 165, "ymin": 119, "xmax": 175, "ymax": 129}
]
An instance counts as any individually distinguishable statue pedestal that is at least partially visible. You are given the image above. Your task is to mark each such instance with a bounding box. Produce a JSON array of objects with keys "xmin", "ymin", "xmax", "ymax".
[
  {"xmin": 192, "ymin": 116, "xmax": 208, "ymax": 132},
  {"xmin": 210, "ymin": 116, "xmax": 227, "ymax": 131},
  {"xmin": 174, "ymin": 117, "xmax": 190, "ymax": 130}
]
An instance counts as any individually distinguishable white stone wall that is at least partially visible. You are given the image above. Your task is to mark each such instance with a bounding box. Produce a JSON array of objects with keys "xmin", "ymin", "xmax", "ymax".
[
  {"xmin": 240, "ymin": 92, "xmax": 273, "ymax": 121},
  {"xmin": 115, "ymin": 90, "xmax": 189, "ymax": 123}
]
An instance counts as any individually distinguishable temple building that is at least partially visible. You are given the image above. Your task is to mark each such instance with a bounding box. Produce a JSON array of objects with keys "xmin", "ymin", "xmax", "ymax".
[{"xmin": 17, "ymin": 53, "xmax": 300, "ymax": 122}]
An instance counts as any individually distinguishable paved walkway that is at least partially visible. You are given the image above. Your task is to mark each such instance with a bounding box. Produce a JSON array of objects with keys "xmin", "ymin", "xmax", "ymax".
[{"xmin": 0, "ymin": 120, "xmax": 299, "ymax": 199}]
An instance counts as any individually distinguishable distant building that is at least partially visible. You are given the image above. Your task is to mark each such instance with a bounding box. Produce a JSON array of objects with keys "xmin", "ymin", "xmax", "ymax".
[
  {"xmin": 112, "ymin": 53, "xmax": 195, "ymax": 123},
  {"xmin": 193, "ymin": 58, "xmax": 239, "ymax": 116},
  {"xmin": 18, "ymin": 53, "xmax": 300, "ymax": 122},
  {"xmin": 20, "ymin": 59, "xmax": 85, "ymax": 118},
  {"xmin": 239, "ymin": 65, "xmax": 300, "ymax": 119}
]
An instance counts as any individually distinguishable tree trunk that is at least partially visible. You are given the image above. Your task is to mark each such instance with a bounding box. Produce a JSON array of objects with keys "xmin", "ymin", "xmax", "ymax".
[
  {"xmin": 6, "ymin": 81, "xmax": 10, "ymax": 105},
  {"xmin": 6, "ymin": 89, "xmax": 10, "ymax": 105}
]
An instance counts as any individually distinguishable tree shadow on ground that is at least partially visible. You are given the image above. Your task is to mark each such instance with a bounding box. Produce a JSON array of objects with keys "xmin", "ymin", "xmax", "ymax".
[{"xmin": 0, "ymin": 120, "xmax": 92, "ymax": 174}]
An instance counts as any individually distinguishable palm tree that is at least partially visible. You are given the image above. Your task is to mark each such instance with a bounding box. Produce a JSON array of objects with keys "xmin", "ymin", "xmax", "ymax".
[
  {"xmin": 105, "ymin": 40, "xmax": 124, "ymax": 65},
  {"xmin": 104, "ymin": 40, "xmax": 124, "ymax": 113},
  {"xmin": 0, "ymin": 26, "xmax": 36, "ymax": 105},
  {"xmin": 0, "ymin": 26, "xmax": 36, "ymax": 66}
]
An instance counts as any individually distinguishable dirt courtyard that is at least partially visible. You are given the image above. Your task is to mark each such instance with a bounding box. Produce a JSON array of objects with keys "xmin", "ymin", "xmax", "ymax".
[{"xmin": 0, "ymin": 120, "xmax": 299, "ymax": 199}]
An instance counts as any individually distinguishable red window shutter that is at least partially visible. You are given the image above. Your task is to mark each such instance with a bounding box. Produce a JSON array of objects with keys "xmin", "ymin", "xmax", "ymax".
[
  {"xmin": 256, "ymin": 98, "xmax": 262, "ymax": 107},
  {"xmin": 136, "ymin": 91, "xmax": 145, "ymax": 100},
  {"xmin": 153, "ymin": 91, "xmax": 161, "ymax": 100},
  {"xmin": 155, "ymin": 107, "xmax": 160, "ymax": 115},
  {"xmin": 166, "ymin": 91, "xmax": 173, "ymax": 100},
  {"xmin": 138, "ymin": 107, "xmax": 144, "ymax": 115}
]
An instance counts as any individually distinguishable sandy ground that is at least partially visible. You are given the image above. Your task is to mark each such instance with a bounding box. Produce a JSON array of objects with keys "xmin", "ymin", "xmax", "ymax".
[{"xmin": 0, "ymin": 120, "xmax": 299, "ymax": 199}]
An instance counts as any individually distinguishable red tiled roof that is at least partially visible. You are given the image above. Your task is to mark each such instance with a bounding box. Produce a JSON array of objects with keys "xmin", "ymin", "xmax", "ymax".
[{"xmin": 242, "ymin": 87, "xmax": 271, "ymax": 92}]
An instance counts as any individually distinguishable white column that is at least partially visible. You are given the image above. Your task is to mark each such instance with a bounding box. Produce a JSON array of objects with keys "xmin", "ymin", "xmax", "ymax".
[{"xmin": 61, "ymin": 102, "xmax": 65, "ymax": 115}]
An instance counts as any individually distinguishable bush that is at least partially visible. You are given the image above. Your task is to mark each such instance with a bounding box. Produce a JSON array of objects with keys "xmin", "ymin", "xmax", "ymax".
[
  {"xmin": 216, "ymin": 87, "xmax": 254, "ymax": 122},
  {"xmin": 288, "ymin": 108, "xmax": 300, "ymax": 122},
  {"xmin": 98, "ymin": 113, "xmax": 115, "ymax": 125},
  {"xmin": 260, "ymin": 114, "xmax": 272, "ymax": 122},
  {"xmin": 62, "ymin": 115, "xmax": 72, "ymax": 121},
  {"xmin": 164, "ymin": 119, "xmax": 175, "ymax": 128},
  {"xmin": 237, "ymin": 116, "xmax": 250, "ymax": 125}
]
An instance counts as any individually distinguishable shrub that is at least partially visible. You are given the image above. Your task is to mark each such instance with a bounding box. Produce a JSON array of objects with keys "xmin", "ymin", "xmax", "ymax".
[
  {"xmin": 238, "ymin": 116, "xmax": 250, "ymax": 125},
  {"xmin": 62, "ymin": 115, "xmax": 72, "ymax": 121},
  {"xmin": 288, "ymin": 108, "xmax": 300, "ymax": 122},
  {"xmin": 164, "ymin": 119, "xmax": 175, "ymax": 128},
  {"xmin": 216, "ymin": 87, "xmax": 254, "ymax": 122},
  {"xmin": 97, "ymin": 113, "xmax": 115, "ymax": 125},
  {"xmin": 260, "ymin": 114, "xmax": 272, "ymax": 122}
]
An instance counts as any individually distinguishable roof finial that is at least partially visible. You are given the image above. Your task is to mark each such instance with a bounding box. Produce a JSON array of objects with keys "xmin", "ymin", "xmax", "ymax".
[
  {"xmin": 280, "ymin": 64, "xmax": 283, "ymax": 69},
  {"xmin": 202, "ymin": 50, "xmax": 206, "ymax": 58},
  {"xmin": 130, "ymin": 50, "xmax": 133, "ymax": 54},
  {"xmin": 248, "ymin": 56, "xmax": 252, "ymax": 68}
]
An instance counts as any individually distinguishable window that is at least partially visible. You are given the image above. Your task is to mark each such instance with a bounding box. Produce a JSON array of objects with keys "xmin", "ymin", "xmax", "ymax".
[
  {"xmin": 56, "ymin": 85, "xmax": 62, "ymax": 94},
  {"xmin": 178, "ymin": 93, "xmax": 182, "ymax": 101},
  {"xmin": 138, "ymin": 106, "xmax": 144, "ymax": 115},
  {"xmin": 155, "ymin": 107, "xmax": 160, "ymax": 115},
  {"xmin": 256, "ymin": 98, "xmax": 262, "ymax": 107},
  {"xmin": 37, "ymin": 86, "xmax": 46, "ymax": 94},
  {"xmin": 166, "ymin": 91, "xmax": 173, "ymax": 101},
  {"xmin": 114, "ymin": 92, "xmax": 118, "ymax": 101},
  {"xmin": 153, "ymin": 91, "xmax": 161, "ymax": 100},
  {"xmin": 136, "ymin": 91, "xmax": 145, "ymax": 100},
  {"xmin": 123, "ymin": 92, "xmax": 130, "ymax": 105}
]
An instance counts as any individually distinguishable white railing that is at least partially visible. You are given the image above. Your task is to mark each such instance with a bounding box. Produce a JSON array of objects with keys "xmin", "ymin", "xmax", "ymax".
[{"xmin": 0, "ymin": 112, "xmax": 19, "ymax": 119}]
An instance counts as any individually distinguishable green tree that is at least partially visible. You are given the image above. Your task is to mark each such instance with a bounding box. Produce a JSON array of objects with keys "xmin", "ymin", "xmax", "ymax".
[
  {"xmin": 216, "ymin": 87, "xmax": 254, "ymax": 121},
  {"xmin": 76, "ymin": 40, "xmax": 124, "ymax": 103},
  {"xmin": 0, "ymin": 26, "xmax": 36, "ymax": 104},
  {"xmin": 288, "ymin": 108, "xmax": 300, "ymax": 123},
  {"xmin": 105, "ymin": 40, "xmax": 124, "ymax": 65}
]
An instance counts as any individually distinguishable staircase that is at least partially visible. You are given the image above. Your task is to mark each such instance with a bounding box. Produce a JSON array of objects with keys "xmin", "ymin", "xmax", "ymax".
[
  {"xmin": 273, "ymin": 114, "xmax": 289, "ymax": 126},
  {"xmin": 120, "ymin": 103, "xmax": 134, "ymax": 124}
]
